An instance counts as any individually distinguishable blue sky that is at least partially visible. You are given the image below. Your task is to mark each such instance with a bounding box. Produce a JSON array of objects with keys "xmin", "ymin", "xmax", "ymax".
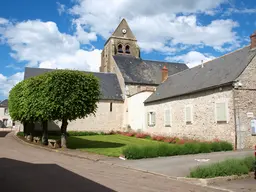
[{"xmin": 0, "ymin": 0, "xmax": 256, "ymax": 100}]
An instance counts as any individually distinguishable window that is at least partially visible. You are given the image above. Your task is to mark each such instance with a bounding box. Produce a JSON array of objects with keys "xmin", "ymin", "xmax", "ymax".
[
  {"xmin": 164, "ymin": 108, "xmax": 171, "ymax": 127},
  {"xmin": 185, "ymin": 105, "xmax": 193, "ymax": 124},
  {"xmin": 110, "ymin": 102, "xmax": 113, "ymax": 112},
  {"xmin": 4, "ymin": 108, "xmax": 8, "ymax": 115},
  {"xmin": 117, "ymin": 44, "xmax": 123, "ymax": 53},
  {"xmin": 147, "ymin": 111, "xmax": 156, "ymax": 126},
  {"xmin": 125, "ymin": 45, "xmax": 130, "ymax": 54},
  {"xmin": 215, "ymin": 102, "xmax": 228, "ymax": 123}
]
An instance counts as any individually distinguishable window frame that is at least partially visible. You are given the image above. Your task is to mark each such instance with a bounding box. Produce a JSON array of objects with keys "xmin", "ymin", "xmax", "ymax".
[
  {"xmin": 164, "ymin": 108, "xmax": 172, "ymax": 127},
  {"xmin": 215, "ymin": 100, "xmax": 229, "ymax": 123},
  {"xmin": 147, "ymin": 111, "xmax": 156, "ymax": 127},
  {"xmin": 185, "ymin": 104, "xmax": 193, "ymax": 124}
]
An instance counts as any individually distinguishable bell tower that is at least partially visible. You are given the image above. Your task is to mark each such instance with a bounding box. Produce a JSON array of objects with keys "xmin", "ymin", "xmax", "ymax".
[{"xmin": 99, "ymin": 18, "xmax": 140, "ymax": 72}]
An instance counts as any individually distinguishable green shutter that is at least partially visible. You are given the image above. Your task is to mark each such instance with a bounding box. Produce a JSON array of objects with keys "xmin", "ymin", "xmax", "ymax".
[
  {"xmin": 186, "ymin": 106, "xmax": 192, "ymax": 123},
  {"xmin": 165, "ymin": 109, "xmax": 170, "ymax": 126},
  {"xmin": 216, "ymin": 103, "xmax": 227, "ymax": 122}
]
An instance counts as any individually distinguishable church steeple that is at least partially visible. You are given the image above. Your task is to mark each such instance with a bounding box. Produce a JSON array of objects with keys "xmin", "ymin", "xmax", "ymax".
[
  {"xmin": 111, "ymin": 18, "xmax": 136, "ymax": 40},
  {"xmin": 99, "ymin": 18, "xmax": 140, "ymax": 72}
]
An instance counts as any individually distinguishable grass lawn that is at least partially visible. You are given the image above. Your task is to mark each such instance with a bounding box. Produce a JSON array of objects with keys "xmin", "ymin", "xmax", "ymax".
[{"xmin": 64, "ymin": 134, "xmax": 160, "ymax": 157}]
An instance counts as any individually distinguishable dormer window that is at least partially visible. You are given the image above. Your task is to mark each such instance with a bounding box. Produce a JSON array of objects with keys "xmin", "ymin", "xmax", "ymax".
[
  {"xmin": 125, "ymin": 45, "xmax": 130, "ymax": 54},
  {"xmin": 118, "ymin": 44, "xmax": 123, "ymax": 53}
]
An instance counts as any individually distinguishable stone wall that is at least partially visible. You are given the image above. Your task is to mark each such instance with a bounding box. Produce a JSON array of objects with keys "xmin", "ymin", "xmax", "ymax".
[
  {"xmin": 144, "ymin": 86, "xmax": 236, "ymax": 145},
  {"xmin": 234, "ymin": 49, "xmax": 256, "ymax": 149},
  {"xmin": 19, "ymin": 101, "xmax": 124, "ymax": 133},
  {"xmin": 126, "ymin": 84, "xmax": 156, "ymax": 97}
]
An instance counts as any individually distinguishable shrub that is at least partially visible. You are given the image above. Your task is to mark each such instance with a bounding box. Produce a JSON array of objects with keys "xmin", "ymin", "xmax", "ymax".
[
  {"xmin": 125, "ymin": 132, "xmax": 135, "ymax": 137},
  {"xmin": 163, "ymin": 137, "xmax": 174, "ymax": 143},
  {"xmin": 219, "ymin": 141, "xmax": 233, "ymax": 151},
  {"xmin": 183, "ymin": 143, "xmax": 200, "ymax": 154},
  {"xmin": 17, "ymin": 132, "xmax": 24, "ymax": 137},
  {"xmin": 210, "ymin": 142, "xmax": 222, "ymax": 152},
  {"xmin": 122, "ymin": 140, "xmax": 233, "ymax": 159},
  {"xmin": 67, "ymin": 131, "xmax": 104, "ymax": 136},
  {"xmin": 189, "ymin": 156, "xmax": 254, "ymax": 178},
  {"xmin": 177, "ymin": 139, "xmax": 186, "ymax": 145},
  {"xmin": 152, "ymin": 135, "xmax": 166, "ymax": 141},
  {"xmin": 135, "ymin": 133, "xmax": 149, "ymax": 138}
]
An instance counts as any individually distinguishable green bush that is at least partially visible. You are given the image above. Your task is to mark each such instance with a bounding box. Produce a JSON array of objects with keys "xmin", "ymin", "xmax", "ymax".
[
  {"xmin": 17, "ymin": 132, "xmax": 24, "ymax": 137},
  {"xmin": 189, "ymin": 156, "xmax": 254, "ymax": 178},
  {"xmin": 67, "ymin": 131, "xmax": 105, "ymax": 136},
  {"xmin": 122, "ymin": 141, "xmax": 234, "ymax": 159},
  {"xmin": 210, "ymin": 142, "xmax": 222, "ymax": 152},
  {"xmin": 198, "ymin": 142, "xmax": 212, "ymax": 153},
  {"xmin": 219, "ymin": 141, "xmax": 233, "ymax": 151}
]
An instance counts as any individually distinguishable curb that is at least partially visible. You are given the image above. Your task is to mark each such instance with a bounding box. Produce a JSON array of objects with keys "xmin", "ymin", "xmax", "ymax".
[
  {"xmin": 176, "ymin": 172, "xmax": 254, "ymax": 186},
  {"xmin": 12, "ymin": 132, "xmax": 252, "ymax": 191},
  {"xmin": 12, "ymin": 133, "xmax": 102, "ymax": 162}
]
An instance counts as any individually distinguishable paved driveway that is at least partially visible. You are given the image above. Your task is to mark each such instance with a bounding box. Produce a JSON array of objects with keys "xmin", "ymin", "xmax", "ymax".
[
  {"xmin": 0, "ymin": 131, "xmax": 227, "ymax": 192},
  {"xmin": 104, "ymin": 150, "xmax": 253, "ymax": 177}
]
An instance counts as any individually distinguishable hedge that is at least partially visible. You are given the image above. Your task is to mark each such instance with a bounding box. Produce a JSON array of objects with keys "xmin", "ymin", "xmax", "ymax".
[
  {"xmin": 122, "ymin": 141, "xmax": 233, "ymax": 159},
  {"xmin": 189, "ymin": 156, "xmax": 254, "ymax": 178}
]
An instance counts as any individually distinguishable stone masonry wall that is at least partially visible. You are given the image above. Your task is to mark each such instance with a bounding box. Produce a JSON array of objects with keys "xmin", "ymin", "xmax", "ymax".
[
  {"xmin": 126, "ymin": 84, "xmax": 156, "ymax": 96},
  {"xmin": 18, "ymin": 101, "xmax": 124, "ymax": 133},
  {"xmin": 234, "ymin": 49, "xmax": 256, "ymax": 149},
  {"xmin": 145, "ymin": 86, "xmax": 236, "ymax": 145}
]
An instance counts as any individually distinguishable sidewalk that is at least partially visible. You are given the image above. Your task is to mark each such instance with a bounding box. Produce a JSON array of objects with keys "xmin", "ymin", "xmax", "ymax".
[{"xmin": 102, "ymin": 150, "xmax": 254, "ymax": 177}]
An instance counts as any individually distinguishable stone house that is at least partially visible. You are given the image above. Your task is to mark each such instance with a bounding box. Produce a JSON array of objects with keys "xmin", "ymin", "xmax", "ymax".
[
  {"xmin": 22, "ymin": 19, "xmax": 187, "ymax": 132},
  {"xmin": 144, "ymin": 32, "xmax": 256, "ymax": 149},
  {"xmin": 0, "ymin": 99, "xmax": 13, "ymax": 128}
]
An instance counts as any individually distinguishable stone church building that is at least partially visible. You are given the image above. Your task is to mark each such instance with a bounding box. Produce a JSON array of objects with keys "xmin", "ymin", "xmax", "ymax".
[
  {"xmin": 22, "ymin": 19, "xmax": 256, "ymax": 149},
  {"xmin": 23, "ymin": 19, "xmax": 187, "ymax": 132}
]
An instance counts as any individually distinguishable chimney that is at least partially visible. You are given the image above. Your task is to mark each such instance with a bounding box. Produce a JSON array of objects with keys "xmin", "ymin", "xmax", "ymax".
[
  {"xmin": 161, "ymin": 66, "xmax": 168, "ymax": 82},
  {"xmin": 250, "ymin": 31, "xmax": 256, "ymax": 49},
  {"xmin": 201, "ymin": 60, "xmax": 204, "ymax": 68}
]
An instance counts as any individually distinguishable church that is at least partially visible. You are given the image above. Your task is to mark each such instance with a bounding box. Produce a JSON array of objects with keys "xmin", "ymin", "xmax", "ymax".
[
  {"xmin": 23, "ymin": 19, "xmax": 188, "ymax": 132},
  {"xmin": 23, "ymin": 19, "xmax": 256, "ymax": 149}
]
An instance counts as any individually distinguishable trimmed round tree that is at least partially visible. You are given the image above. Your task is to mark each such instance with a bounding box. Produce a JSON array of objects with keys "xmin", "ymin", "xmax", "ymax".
[
  {"xmin": 9, "ymin": 75, "xmax": 52, "ymax": 144},
  {"xmin": 43, "ymin": 70, "xmax": 101, "ymax": 147}
]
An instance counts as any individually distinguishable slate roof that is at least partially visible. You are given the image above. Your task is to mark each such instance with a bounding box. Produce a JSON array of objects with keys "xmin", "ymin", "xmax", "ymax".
[
  {"xmin": 24, "ymin": 67, "xmax": 123, "ymax": 101},
  {"xmin": 145, "ymin": 46, "xmax": 256, "ymax": 104},
  {"xmin": 113, "ymin": 54, "xmax": 188, "ymax": 85},
  {"xmin": 0, "ymin": 99, "xmax": 8, "ymax": 107}
]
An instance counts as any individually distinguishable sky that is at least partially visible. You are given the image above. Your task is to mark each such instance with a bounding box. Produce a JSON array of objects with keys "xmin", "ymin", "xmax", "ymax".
[{"xmin": 0, "ymin": 0, "xmax": 256, "ymax": 100}]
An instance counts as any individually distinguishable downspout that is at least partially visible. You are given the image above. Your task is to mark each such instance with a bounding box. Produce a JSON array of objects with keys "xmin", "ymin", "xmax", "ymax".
[{"xmin": 232, "ymin": 88, "xmax": 238, "ymax": 150}]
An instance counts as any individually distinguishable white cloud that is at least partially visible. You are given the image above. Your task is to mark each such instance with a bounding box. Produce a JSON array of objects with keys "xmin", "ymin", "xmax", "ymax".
[
  {"xmin": 57, "ymin": 2, "xmax": 66, "ymax": 16},
  {"xmin": 0, "ymin": 18, "xmax": 9, "ymax": 25},
  {"xmin": 166, "ymin": 51, "xmax": 215, "ymax": 68},
  {"xmin": 2, "ymin": 19, "xmax": 101, "ymax": 72},
  {"xmin": 0, "ymin": 72, "xmax": 24, "ymax": 97},
  {"xmin": 223, "ymin": 8, "xmax": 256, "ymax": 16},
  {"xmin": 68, "ymin": 0, "xmax": 239, "ymax": 53}
]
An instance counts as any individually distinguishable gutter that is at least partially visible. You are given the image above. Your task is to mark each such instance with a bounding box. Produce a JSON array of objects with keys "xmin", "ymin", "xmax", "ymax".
[{"xmin": 144, "ymin": 82, "xmax": 233, "ymax": 105}]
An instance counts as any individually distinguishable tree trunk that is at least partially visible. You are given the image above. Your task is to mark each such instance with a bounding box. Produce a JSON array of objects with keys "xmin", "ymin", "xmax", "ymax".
[
  {"xmin": 29, "ymin": 122, "xmax": 35, "ymax": 142},
  {"xmin": 23, "ymin": 122, "xmax": 28, "ymax": 138},
  {"xmin": 42, "ymin": 121, "xmax": 48, "ymax": 145},
  {"xmin": 61, "ymin": 119, "xmax": 68, "ymax": 148}
]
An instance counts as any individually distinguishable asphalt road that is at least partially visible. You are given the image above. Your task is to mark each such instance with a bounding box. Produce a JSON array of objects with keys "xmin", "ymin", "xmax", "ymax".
[{"xmin": 0, "ymin": 131, "xmax": 226, "ymax": 192}]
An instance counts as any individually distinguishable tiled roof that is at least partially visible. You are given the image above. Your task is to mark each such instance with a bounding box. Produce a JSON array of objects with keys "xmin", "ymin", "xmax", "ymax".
[
  {"xmin": 24, "ymin": 67, "xmax": 124, "ymax": 101},
  {"xmin": 113, "ymin": 54, "xmax": 188, "ymax": 85},
  {"xmin": 145, "ymin": 46, "xmax": 256, "ymax": 103}
]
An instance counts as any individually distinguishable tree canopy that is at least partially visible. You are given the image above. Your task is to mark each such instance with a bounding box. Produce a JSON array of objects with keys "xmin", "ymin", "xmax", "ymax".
[{"xmin": 8, "ymin": 69, "xmax": 101, "ymax": 147}]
